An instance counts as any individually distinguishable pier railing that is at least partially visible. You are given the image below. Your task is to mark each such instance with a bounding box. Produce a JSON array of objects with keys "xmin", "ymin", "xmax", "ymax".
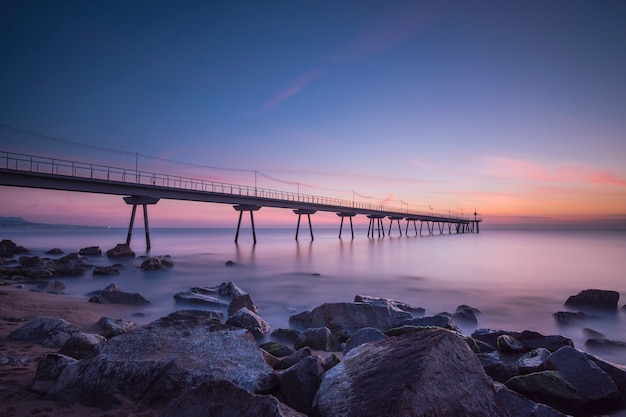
[{"xmin": 0, "ymin": 151, "xmax": 479, "ymax": 222}]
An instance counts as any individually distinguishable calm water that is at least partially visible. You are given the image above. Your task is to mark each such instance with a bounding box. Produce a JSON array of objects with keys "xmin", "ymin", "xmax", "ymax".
[{"xmin": 3, "ymin": 227, "xmax": 626, "ymax": 364}]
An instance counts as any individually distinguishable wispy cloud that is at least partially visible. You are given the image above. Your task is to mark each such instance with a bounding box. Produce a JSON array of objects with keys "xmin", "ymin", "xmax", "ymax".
[{"xmin": 253, "ymin": 68, "xmax": 326, "ymax": 115}]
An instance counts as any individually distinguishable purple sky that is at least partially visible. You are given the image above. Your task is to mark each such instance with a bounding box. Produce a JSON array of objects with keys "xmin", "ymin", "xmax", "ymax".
[{"xmin": 1, "ymin": 1, "xmax": 625, "ymax": 228}]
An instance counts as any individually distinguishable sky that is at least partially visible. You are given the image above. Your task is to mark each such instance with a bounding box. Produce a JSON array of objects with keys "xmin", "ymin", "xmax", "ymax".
[{"xmin": 1, "ymin": 0, "xmax": 625, "ymax": 229}]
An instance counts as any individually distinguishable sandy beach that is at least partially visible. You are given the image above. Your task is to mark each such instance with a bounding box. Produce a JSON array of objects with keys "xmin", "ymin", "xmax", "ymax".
[{"xmin": 0, "ymin": 285, "xmax": 157, "ymax": 417}]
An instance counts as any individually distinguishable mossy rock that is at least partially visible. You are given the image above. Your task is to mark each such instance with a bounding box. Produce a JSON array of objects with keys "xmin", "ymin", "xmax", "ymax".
[
  {"xmin": 385, "ymin": 325, "xmax": 441, "ymax": 337},
  {"xmin": 260, "ymin": 341, "xmax": 294, "ymax": 357}
]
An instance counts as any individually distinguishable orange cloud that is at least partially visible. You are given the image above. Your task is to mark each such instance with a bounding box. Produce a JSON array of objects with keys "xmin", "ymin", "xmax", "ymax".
[{"xmin": 481, "ymin": 156, "xmax": 626, "ymax": 187}]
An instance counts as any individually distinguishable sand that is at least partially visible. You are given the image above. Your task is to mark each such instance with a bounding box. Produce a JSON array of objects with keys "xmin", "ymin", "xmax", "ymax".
[{"xmin": 0, "ymin": 285, "xmax": 158, "ymax": 417}]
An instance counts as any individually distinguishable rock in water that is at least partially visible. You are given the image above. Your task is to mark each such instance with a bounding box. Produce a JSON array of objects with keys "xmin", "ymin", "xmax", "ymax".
[
  {"xmin": 35, "ymin": 310, "xmax": 277, "ymax": 409},
  {"xmin": 313, "ymin": 328, "xmax": 508, "ymax": 417},
  {"xmin": 564, "ymin": 289, "xmax": 619, "ymax": 311},
  {"xmin": 289, "ymin": 302, "xmax": 412, "ymax": 333},
  {"xmin": 105, "ymin": 243, "xmax": 135, "ymax": 258}
]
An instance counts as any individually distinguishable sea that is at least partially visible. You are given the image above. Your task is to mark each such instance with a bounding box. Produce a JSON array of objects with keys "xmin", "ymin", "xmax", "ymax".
[{"xmin": 2, "ymin": 226, "xmax": 625, "ymax": 365}]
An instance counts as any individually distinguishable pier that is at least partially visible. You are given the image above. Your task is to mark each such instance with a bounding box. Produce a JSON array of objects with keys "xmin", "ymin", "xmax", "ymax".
[{"xmin": 0, "ymin": 149, "xmax": 481, "ymax": 249}]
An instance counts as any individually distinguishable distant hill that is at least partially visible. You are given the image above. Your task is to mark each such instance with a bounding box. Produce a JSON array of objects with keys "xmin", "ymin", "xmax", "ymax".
[{"xmin": 0, "ymin": 216, "xmax": 102, "ymax": 229}]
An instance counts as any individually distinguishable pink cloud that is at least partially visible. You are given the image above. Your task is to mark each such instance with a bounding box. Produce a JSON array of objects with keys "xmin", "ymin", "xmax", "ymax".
[
  {"xmin": 481, "ymin": 156, "xmax": 626, "ymax": 187},
  {"xmin": 255, "ymin": 68, "xmax": 326, "ymax": 114}
]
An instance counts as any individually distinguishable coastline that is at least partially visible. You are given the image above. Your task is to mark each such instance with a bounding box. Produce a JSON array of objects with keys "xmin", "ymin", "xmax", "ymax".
[{"xmin": 0, "ymin": 285, "xmax": 157, "ymax": 417}]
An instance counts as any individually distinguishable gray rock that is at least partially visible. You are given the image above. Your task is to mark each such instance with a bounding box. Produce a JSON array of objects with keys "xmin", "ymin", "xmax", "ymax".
[
  {"xmin": 140, "ymin": 256, "xmax": 173, "ymax": 271},
  {"xmin": 275, "ymin": 347, "xmax": 312, "ymax": 371},
  {"xmin": 545, "ymin": 346, "xmax": 620, "ymax": 414},
  {"xmin": 565, "ymin": 289, "xmax": 620, "ymax": 311},
  {"xmin": 228, "ymin": 293, "xmax": 259, "ymax": 316},
  {"xmin": 289, "ymin": 302, "xmax": 412, "ymax": 334},
  {"xmin": 507, "ymin": 347, "xmax": 621, "ymax": 416},
  {"xmin": 495, "ymin": 384, "xmax": 567, "ymax": 417},
  {"xmin": 498, "ymin": 334, "xmax": 526, "ymax": 353},
  {"xmin": 174, "ymin": 281, "xmax": 247, "ymax": 307},
  {"xmin": 400, "ymin": 314, "xmax": 460, "ymax": 332},
  {"xmin": 79, "ymin": 246, "xmax": 101, "ymax": 256},
  {"xmin": 87, "ymin": 283, "xmax": 149, "ymax": 305},
  {"xmin": 344, "ymin": 327, "xmax": 388, "ymax": 354},
  {"xmin": 59, "ymin": 332, "xmax": 107, "ymax": 359},
  {"xmin": 585, "ymin": 338, "xmax": 626, "ymax": 352},
  {"xmin": 260, "ymin": 342, "xmax": 294, "ymax": 357},
  {"xmin": 174, "ymin": 288, "xmax": 229, "ymax": 306},
  {"xmin": 97, "ymin": 316, "xmax": 136, "ymax": 338},
  {"xmin": 278, "ymin": 355, "xmax": 325, "ymax": 416},
  {"xmin": 37, "ymin": 310, "xmax": 278, "ymax": 409},
  {"xmin": 472, "ymin": 329, "xmax": 573, "ymax": 352},
  {"xmin": 0, "ymin": 239, "xmax": 28, "ymax": 256},
  {"xmin": 31, "ymin": 354, "xmax": 78, "ymax": 394},
  {"xmin": 271, "ymin": 328, "xmax": 303, "ymax": 343},
  {"xmin": 354, "ymin": 294, "xmax": 425, "ymax": 316},
  {"xmin": 314, "ymin": 328, "xmax": 509, "ymax": 417},
  {"xmin": 477, "ymin": 351, "xmax": 514, "ymax": 383},
  {"xmin": 225, "ymin": 307, "xmax": 270, "ymax": 338},
  {"xmin": 35, "ymin": 280, "xmax": 65, "ymax": 294},
  {"xmin": 105, "ymin": 243, "xmax": 135, "ymax": 258},
  {"xmin": 553, "ymin": 311, "xmax": 597, "ymax": 325},
  {"xmin": 162, "ymin": 379, "xmax": 307, "ymax": 417},
  {"xmin": 517, "ymin": 348, "xmax": 551, "ymax": 374},
  {"xmin": 294, "ymin": 327, "xmax": 337, "ymax": 351},
  {"xmin": 585, "ymin": 353, "xmax": 626, "ymax": 407},
  {"xmin": 18, "ymin": 255, "xmax": 44, "ymax": 267},
  {"xmin": 92, "ymin": 266, "xmax": 120, "ymax": 276},
  {"xmin": 452, "ymin": 304, "xmax": 481, "ymax": 327},
  {"xmin": 8, "ymin": 317, "xmax": 80, "ymax": 348},
  {"xmin": 45, "ymin": 248, "xmax": 64, "ymax": 255}
]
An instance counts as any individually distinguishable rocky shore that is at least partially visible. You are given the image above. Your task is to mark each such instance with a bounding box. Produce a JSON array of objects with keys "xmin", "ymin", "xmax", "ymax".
[{"xmin": 1, "ymin": 238, "xmax": 626, "ymax": 417}]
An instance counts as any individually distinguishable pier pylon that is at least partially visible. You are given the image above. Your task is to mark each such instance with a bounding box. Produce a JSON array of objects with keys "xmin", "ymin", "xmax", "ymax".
[
  {"xmin": 233, "ymin": 205, "xmax": 261, "ymax": 244},
  {"xmin": 123, "ymin": 196, "xmax": 160, "ymax": 250}
]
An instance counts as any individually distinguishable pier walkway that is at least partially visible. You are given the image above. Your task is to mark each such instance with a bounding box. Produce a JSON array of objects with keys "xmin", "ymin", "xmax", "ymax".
[{"xmin": 0, "ymin": 150, "xmax": 481, "ymax": 248}]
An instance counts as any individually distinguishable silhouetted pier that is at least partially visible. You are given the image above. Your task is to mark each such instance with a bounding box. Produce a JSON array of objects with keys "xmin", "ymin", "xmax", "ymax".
[{"xmin": 0, "ymin": 150, "xmax": 481, "ymax": 249}]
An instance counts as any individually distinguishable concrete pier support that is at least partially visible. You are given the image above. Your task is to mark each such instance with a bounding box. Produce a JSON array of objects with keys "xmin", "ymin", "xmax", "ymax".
[
  {"xmin": 294, "ymin": 209, "xmax": 316, "ymax": 241},
  {"xmin": 367, "ymin": 214, "xmax": 386, "ymax": 238},
  {"xmin": 123, "ymin": 196, "xmax": 160, "ymax": 250},
  {"xmin": 405, "ymin": 217, "xmax": 419, "ymax": 236},
  {"xmin": 234, "ymin": 205, "xmax": 261, "ymax": 244},
  {"xmin": 388, "ymin": 216, "xmax": 404, "ymax": 236},
  {"xmin": 337, "ymin": 212, "xmax": 356, "ymax": 239}
]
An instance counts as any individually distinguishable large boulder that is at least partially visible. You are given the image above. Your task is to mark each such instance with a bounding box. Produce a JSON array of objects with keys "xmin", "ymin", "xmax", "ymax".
[
  {"xmin": 87, "ymin": 283, "xmax": 150, "ymax": 305},
  {"xmin": 35, "ymin": 310, "xmax": 278, "ymax": 409},
  {"xmin": 8, "ymin": 317, "xmax": 80, "ymax": 348},
  {"xmin": 472, "ymin": 329, "xmax": 573, "ymax": 352},
  {"xmin": 495, "ymin": 384, "xmax": 567, "ymax": 417},
  {"xmin": 277, "ymin": 355, "xmax": 325, "ymax": 416},
  {"xmin": 294, "ymin": 327, "xmax": 337, "ymax": 351},
  {"xmin": 354, "ymin": 295, "xmax": 425, "ymax": 316},
  {"xmin": 59, "ymin": 332, "xmax": 107, "ymax": 359},
  {"xmin": 162, "ymin": 379, "xmax": 306, "ymax": 417},
  {"xmin": 564, "ymin": 289, "xmax": 620, "ymax": 311},
  {"xmin": 289, "ymin": 302, "xmax": 412, "ymax": 334},
  {"xmin": 313, "ymin": 328, "xmax": 509, "ymax": 417},
  {"xmin": 506, "ymin": 346, "xmax": 621, "ymax": 416},
  {"xmin": 0, "ymin": 239, "xmax": 28, "ymax": 257},
  {"xmin": 400, "ymin": 314, "xmax": 460, "ymax": 332}
]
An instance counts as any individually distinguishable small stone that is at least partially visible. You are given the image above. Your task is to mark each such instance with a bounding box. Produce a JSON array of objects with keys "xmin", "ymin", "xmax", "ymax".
[
  {"xmin": 497, "ymin": 334, "xmax": 526, "ymax": 353},
  {"xmin": 260, "ymin": 342, "xmax": 294, "ymax": 357},
  {"xmin": 225, "ymin": 307, "xmax": 270, "ymax": 338}
]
